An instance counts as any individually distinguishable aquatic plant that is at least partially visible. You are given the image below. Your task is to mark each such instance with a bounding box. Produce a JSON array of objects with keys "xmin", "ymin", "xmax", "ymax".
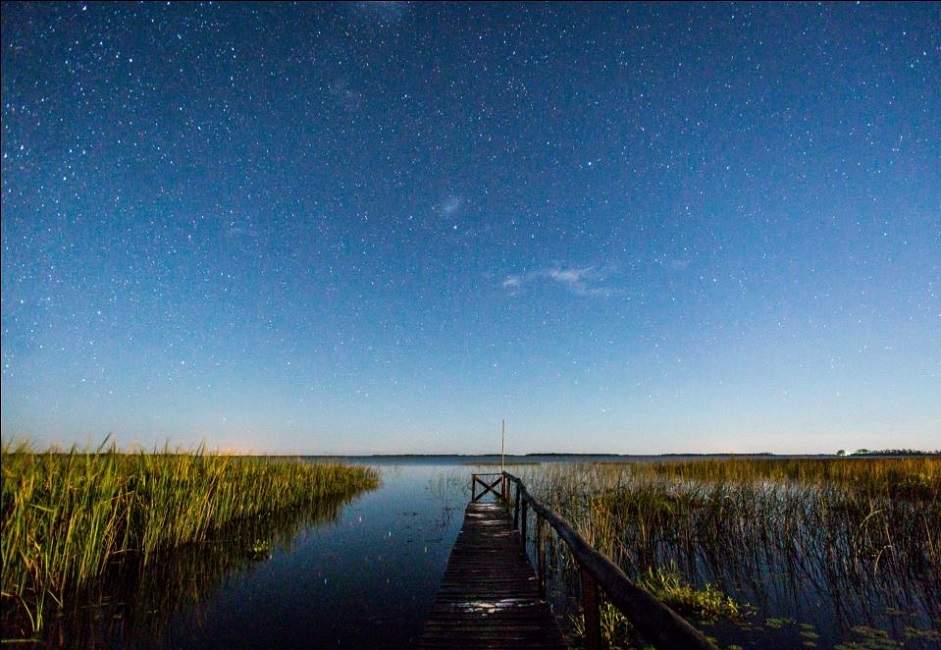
[
  {"xmin": 0, "ymin": 440, "xmax": 378, "ymax": 638},
  {"xmin": 522, "ymin": 457, "xmax": 941, "ymax": 647},
  {"xmin": 637, "ymin": 566, "xmax": 744, "ymax": 622},
  {"xmin": 570, "ymin": 602, "xmax": 637, "ymax": 649},
  {"xmin": 569, "ymin": 568, "xmax": 744, "ymax": 649},
  {"xmin": 31, "ymin": 489, "xmax": 358, "ymax": 646}
]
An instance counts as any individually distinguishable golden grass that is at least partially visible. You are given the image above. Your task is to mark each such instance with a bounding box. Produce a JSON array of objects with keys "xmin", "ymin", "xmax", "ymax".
[{"xmin": 0, "ymin": 440, "xmax": 378, "ymax": 636}]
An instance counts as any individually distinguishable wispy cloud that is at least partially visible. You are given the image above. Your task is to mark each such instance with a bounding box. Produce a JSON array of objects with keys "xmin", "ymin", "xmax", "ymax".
[
  {"xmin": 501, "ymin": 266, "xmax": 615, "ymax": 297},
  {"xmin": 440, "ymin": 195, "xmax": 463, "ymax": 217}
]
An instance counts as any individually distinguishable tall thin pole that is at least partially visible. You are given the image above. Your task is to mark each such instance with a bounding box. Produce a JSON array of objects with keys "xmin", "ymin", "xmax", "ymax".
[{"xmin": 501, "ymin": 419, "xmax": 505, "ymax": 472}]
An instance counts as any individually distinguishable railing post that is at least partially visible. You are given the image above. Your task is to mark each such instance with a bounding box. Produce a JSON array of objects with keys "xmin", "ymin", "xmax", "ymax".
[
  {"xmin": 581, "ymin": 566, "xmax": 603, "ymax": 650},
  {"xmin": 521, "ymin": 498, "xmax": 528, "ymax": 546},
  {"xmin": 537, "ymin": 513, "xmax": 546, "ymax": 597},
  {"xmin": 513, "ymin": 482, "xmax": 521, "ymax": 530},
  {"xmin": 471, "ymin": 474, "xmax": 476, "ymax": 502}
]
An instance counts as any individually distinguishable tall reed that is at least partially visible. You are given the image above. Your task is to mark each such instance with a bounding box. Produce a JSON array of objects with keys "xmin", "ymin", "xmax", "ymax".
[
  {"xmin": 0, "ymin": 440, "xmax": 378, "ymax": 637},
  {"xmin": 40, "ymin": 490, "xmax": 358, "ymax": 646},
  {"xmin": 522, "ymin": 458, "xmax": 941, "ymax": 645}
]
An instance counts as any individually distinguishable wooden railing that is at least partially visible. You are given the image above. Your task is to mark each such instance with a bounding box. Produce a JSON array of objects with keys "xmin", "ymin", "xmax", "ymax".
[{"xmin": 478, "ymin": 471, "xmax": 717, "ymax": 650}]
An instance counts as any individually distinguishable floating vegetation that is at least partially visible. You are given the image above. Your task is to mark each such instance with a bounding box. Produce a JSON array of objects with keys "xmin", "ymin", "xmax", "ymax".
[
  {"xmin": 765, "ymin": 617, "xmax": 795, "ymax": 630},
  {"xmin": 833, "ymin": 625, "xmax": 899, "ymax": 650},
  {"xmin": 902, "ymin": 626, "xmax": 940, "ymax": 641},
  {"xmin": 0, "ymin": 440, "xmax": 378, "ymax": 639}
]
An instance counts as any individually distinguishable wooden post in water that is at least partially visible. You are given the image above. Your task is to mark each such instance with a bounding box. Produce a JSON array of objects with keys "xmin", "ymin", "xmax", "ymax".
[
  {"xmin": 581, "ymin": 566, "xmax": 603, "ymax": 650},
  {"xmin": 500, "ymin": 421, "xmax": 507, "ymax": 503}
]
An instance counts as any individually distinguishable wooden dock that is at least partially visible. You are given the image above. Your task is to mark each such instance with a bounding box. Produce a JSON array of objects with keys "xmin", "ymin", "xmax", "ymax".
[
  {"xmin": 418, "ymin": 500, "xmax": 568, "ymax": 649},
  {"xmin": 418, "ymin": 473, "xmax": 716, "ymax": 650}
]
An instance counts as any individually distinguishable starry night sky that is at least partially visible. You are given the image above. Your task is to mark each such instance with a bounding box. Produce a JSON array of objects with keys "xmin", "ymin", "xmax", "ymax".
[{"xmin": 2, "ymin": 2, "xmax": 939, "ymax": 454}]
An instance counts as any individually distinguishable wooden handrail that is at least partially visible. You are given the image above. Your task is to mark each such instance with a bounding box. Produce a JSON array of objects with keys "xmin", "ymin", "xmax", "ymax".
[{"xmin": 501, "ymin": 471, "xmax": 718, "ymax": 650}]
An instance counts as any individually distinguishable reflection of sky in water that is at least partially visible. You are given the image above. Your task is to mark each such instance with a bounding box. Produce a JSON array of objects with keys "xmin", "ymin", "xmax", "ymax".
[{"xmin": 155, "ymin": 463, "xmax": 470, "ymax": 649}]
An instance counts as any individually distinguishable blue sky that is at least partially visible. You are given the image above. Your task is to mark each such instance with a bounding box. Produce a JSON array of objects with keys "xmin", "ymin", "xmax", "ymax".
[{"xmin": 2, "ymin": 2, "xmax": 938, "ymax": 453}]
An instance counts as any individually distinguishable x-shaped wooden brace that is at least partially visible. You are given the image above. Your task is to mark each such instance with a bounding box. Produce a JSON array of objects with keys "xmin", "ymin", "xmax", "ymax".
[{"xmin": 472, "ymin": 475, "xmax": 502, "ymax": 502}]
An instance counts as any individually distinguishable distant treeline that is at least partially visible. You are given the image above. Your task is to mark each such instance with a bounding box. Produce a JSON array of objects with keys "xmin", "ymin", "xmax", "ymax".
[{"xmin": 839, "ymin": 448, "xmax": 940, "ymax": 457}]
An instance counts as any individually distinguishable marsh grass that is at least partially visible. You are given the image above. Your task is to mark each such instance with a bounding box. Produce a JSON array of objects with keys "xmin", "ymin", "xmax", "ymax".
[
  {"xmin": 525, "ymin": 458, "xmax": 941, "ymax": 648},
  {"xmin": 639, "ymin": 457, "xmax": 941, "ymax": 500},
  {"xmin": 0, "ymin": 440, "xmax": 378, "ymax": 638},
  {"xmin": 33, "ymin": 489, "xmax": 359, "ymax": 646},
  {"xmin": 570, "ymin": 602, "xmax": 637, "ymax": 649}
]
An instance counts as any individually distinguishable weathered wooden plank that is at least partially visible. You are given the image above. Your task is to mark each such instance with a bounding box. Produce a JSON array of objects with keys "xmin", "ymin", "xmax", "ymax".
[{"xmin": 418, "ymin": 501, "xmax": 568, "ymax": 649}]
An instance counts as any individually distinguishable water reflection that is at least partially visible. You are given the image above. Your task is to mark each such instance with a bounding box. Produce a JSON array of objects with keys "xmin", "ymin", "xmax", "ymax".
[
  {"xmin": 129, "ymin": 462, "xmax": 472, "ymax": 649},
  {"xmin": 31, "ymin": 489, "xmax": 368, "ymax": 648}
]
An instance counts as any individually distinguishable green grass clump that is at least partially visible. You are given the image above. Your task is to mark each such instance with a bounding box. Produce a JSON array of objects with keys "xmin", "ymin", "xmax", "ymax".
[
  {"xmin": 570, "ymin": 569, "xmax": 743, "ymax": 649},
  {"xmin": 637, "ymin": 566, "xmax": 743, "ymax": 622},
  {"xmin": 0, "ymin": 440, "xmax": 378, "ymax": 635},
  {"xmin": 570, "ymin": 602, "xmax": 640, "ymax": 649}
]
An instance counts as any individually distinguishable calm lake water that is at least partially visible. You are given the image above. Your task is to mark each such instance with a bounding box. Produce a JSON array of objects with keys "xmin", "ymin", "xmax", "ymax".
[
  {"xmin": 121, "ymin": 460, "xmax": 474, "ymax": 649},
  {"xmin": 43, "ymin": 458, "xmax": 500, "ymax": 648},
  {"xmin": 33, "ymin": 456, "xmax": 940, "ymax": 649}
]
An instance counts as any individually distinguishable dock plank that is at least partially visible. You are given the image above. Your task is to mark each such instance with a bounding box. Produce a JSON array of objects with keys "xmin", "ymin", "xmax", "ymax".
[{"xmin": 418, "ymin": 501, "xmax": 568, "ymax": 649}]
